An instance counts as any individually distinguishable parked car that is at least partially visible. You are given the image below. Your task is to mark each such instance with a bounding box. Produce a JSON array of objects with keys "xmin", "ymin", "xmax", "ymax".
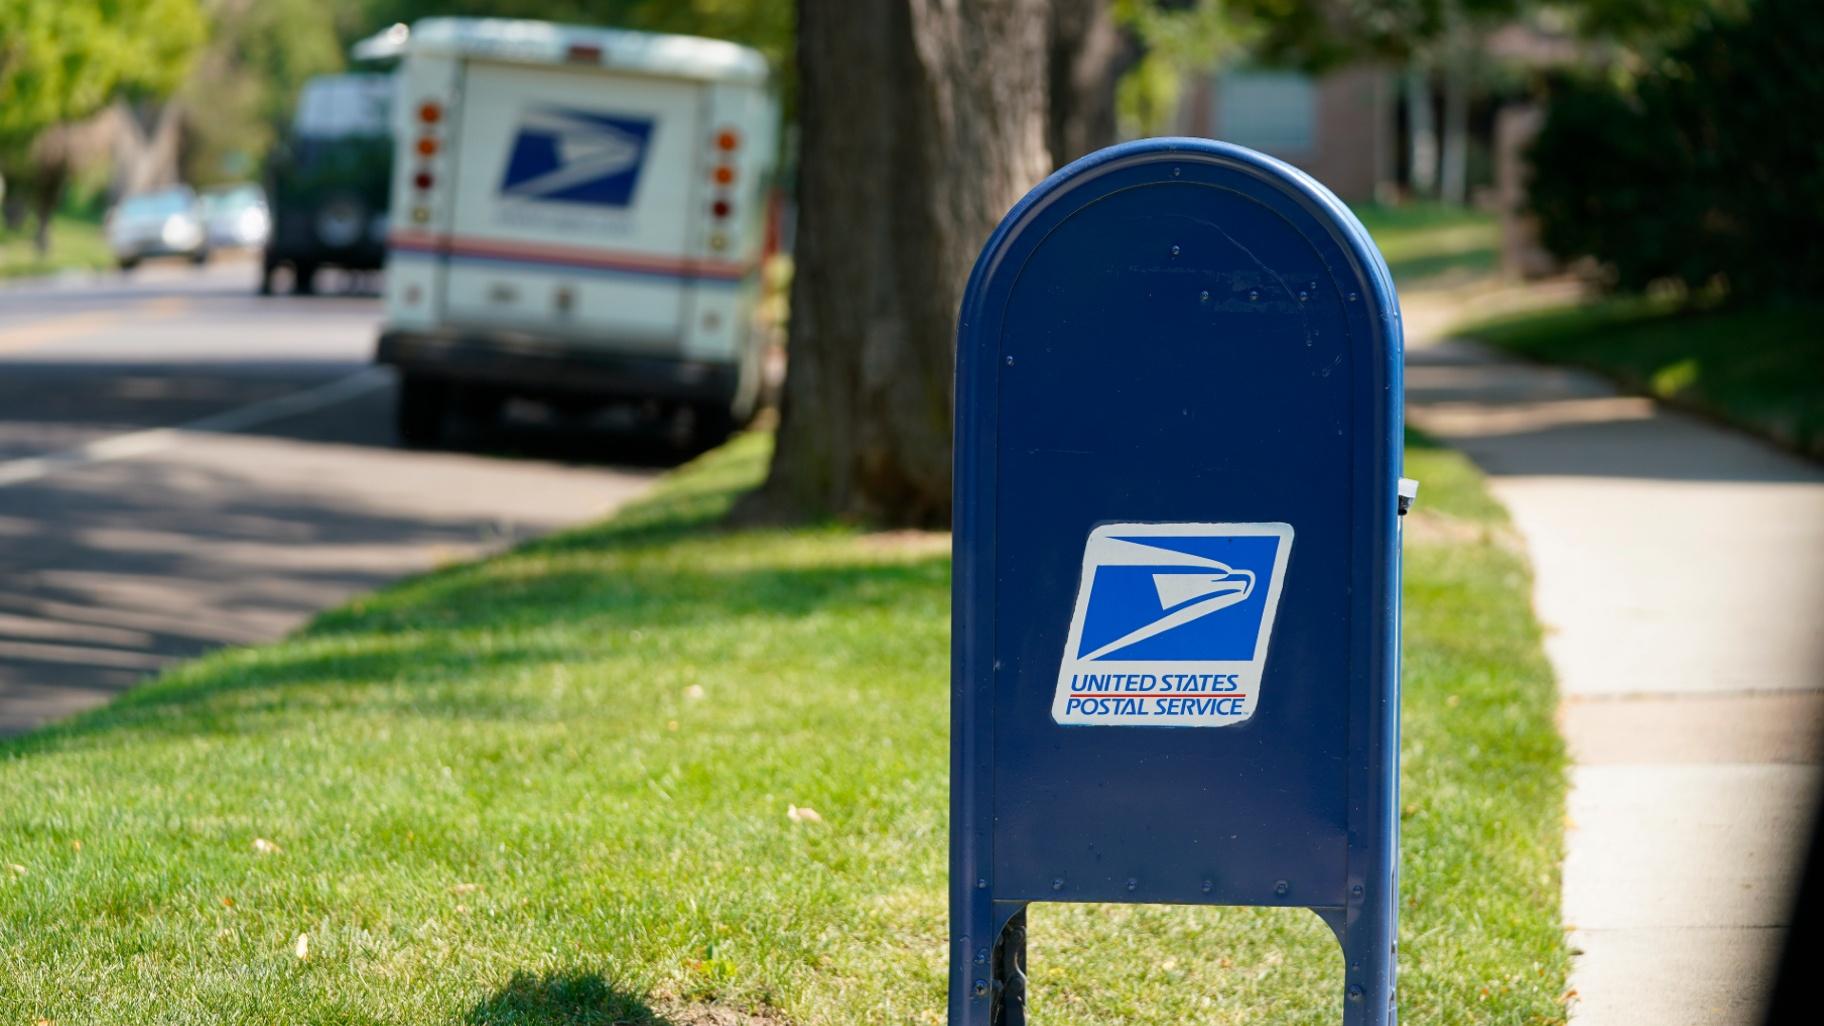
[
  {"xmin": 262, "ymin": 73, "xmax": 394, "ymax": 295},
  {"xmin": 105, "ymin": 188, "xmax": 209, "ymax": 270},
  {"xmin": 199, "ymin": 183, "xmax": 271, "ymax": 250}
]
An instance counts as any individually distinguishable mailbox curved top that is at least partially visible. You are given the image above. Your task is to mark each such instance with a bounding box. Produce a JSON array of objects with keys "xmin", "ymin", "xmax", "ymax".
[
  {"xmin": 950, "ymin": 134, "xmax": 1406, "ymax": 905},
  {"xmin": 958, "ymin": 136, "xmax": 1401, "ymax": 378}
]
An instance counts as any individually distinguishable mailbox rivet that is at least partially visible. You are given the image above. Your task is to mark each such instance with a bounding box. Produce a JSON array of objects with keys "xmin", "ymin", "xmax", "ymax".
[
  {"xmin": 1171, "ymin": 167, "xmax": 1181, "ymax": 177},
  {"xmin": 1297, "ymin": 290, "xmax": 1310, "ymax": 302},
  {"xmin": 1198, "ymin": 290, "xmax": 1210, "ymax": 303},
  {"xmin": 1201, "ymin": 879, "xmax": 1213, "ymax": 893},
  {"xmin": 1170, "ymin": 244, "xmax": 1181, "ymax": 257},
  {"xmin": 1004, "ymin": 355, "xmax": 1014, "ymax": 367},
  {"xmin": 975, "ymin": 948, "xmax": 988, "ymax": 965},
  {"xmin": 1126, "ymin": 877, "xmax": 1138, "ymax": 891},
  {"xmin": 1352, "ymin": 884, "xmax": 1364, "ymax": 897},
  {"xmin": 1248, "ymin": 289, "xmax": 1260, "ymax": 302},
  {"xmin": 976, "ymin": 877, "xmax": 987, "ymax": 889},
  {"xmin": 1347, "ymin": 984, "xmax": 1365, "ymax": 1002},
  {"xmin": 1274, "ymin": 880, "xmax": 1290, "ymax": 896},
  {"xmin": 973, "ymin": 980, "xmax": 990, "ymax": 998},
  {"xmin": 1348, "ymin": 291, "xmax": 1360, "ymax": 302},
  {"xmin": 1051, "ymin": 877, "xmax": 1065, "ymax": 891}
]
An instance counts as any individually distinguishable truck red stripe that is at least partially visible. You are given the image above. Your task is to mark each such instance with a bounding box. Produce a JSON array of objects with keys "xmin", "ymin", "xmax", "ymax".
[{"xmin": 387, "ymin": 231, "xmax": 756, "ymax": 282}]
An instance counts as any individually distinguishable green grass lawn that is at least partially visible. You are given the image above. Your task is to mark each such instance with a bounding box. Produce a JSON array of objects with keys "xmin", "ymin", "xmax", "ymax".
[
  {"xmin": 1353, "ymin": 203, "xmax": 1499, "ymax": 289},
  {"xmin": 0, "ymin": 214, "xmax": 114, "ymax": 279},
  {"xmin": 0, "ymin": 434, "xmax": 1568, "ymax": 1024},
  {"xmin": 1462, "ymin": 296, "xmax": 1824, "ymax": 460}
]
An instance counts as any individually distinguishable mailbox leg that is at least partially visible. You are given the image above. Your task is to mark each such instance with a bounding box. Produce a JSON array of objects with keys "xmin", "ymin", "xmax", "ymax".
[
  {"xmin": 989, "ymin": 906, "xmax": 1029, "ymax": 1026},
  {"xmin": 950, "ymin": 897, "xmax": 1028, "ymax": 1025},
  {"xmin": 1335, "ymin": 903, "xmax": 1397, "ymax": 1026}
]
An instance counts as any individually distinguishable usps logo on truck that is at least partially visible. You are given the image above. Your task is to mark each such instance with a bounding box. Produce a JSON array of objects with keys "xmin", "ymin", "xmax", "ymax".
[
  {"xmin": 499, "ymin": 107, "xmax": 655, "ymax": 208},
  {"xmin": 1053, "ymin": 522, "xmax": 1293, "ymax": 727}
]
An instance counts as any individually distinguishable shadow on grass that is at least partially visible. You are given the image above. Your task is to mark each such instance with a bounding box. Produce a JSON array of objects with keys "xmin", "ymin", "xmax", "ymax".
[
  {"xmin": 2, "ymin": 543, "xmax": 946, "ymax": 752},
  {"xmin": 464, "ymin": 972, "xmax": 780, "ymax": 1026},
  {"xmin": 464, "ymin": 972, "xmax": 677, "ymax": 1026},
  {"xmin": 1383, "ymin": 247, "xmax": 1496, "ymax": 287},
  {"xmin": 1403, "ymin": 425, "xmax": 1445, "ymax": 451}
]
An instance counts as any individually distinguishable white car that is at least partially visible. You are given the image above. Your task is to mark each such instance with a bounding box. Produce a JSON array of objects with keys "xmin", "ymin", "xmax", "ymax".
[
  {"xmin": 199, "ymin": 183, "xmax": 271, "ymax": 250},
  {"xmin": 106, "ymin": 187, "xmax": 209, "ymax": 270}
]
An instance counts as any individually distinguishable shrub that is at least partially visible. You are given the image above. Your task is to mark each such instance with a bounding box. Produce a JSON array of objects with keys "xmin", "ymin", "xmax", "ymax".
[{"xmin": 1527, "ymin": 0, "xmax": 1824, "ymax": 301}]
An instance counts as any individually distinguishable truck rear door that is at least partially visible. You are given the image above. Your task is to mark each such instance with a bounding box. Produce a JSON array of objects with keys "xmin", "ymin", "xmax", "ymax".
[{"xmin": 443, "ymin": 59, "xmax": 704, "ymax": 350}]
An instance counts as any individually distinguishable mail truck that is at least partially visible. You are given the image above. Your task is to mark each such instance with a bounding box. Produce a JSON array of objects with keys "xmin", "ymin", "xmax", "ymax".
[{"xmin": 376, "ymin": 18, "xmax": 779, "ymax": 446}]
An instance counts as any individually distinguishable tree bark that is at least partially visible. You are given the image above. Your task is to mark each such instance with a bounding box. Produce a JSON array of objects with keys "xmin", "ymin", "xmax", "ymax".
[
  {"xmin": 29, "ymin": 163, "xmax": 66, "ymax": 256},
  {"xmin": 1047, "ymin": 0, "xmax": 1133, "ymax": 167},
  {"xmin": 1404, "ymin": 63, "xmax": 1438, "ymax": 198},
  {"xmin": 1437, "ymin": 24, "xmax": 1472, "ymax": 206},
  {"xmin": 752, "ymin": 0, "xmax": 1051, "ymax": 526}
]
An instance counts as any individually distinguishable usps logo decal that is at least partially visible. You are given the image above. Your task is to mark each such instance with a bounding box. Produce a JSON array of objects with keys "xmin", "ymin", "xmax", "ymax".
[
  {"xmin": 1053, "ymin": 522, "xmax": 1293, "ymax": 727},
  {"xmin": 498, "ymin": 107, "xmax": 655, "ymax": 208}
]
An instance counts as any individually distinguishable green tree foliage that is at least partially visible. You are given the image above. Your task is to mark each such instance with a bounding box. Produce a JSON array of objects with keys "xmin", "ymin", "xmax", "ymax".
[
  {"xmin": 1114, "ymin": 0, "xmax": 1252, "ymax": 135},
  {"xmin": 0, "ymin": 0, "xmax": 206, "ymax": 155},
  {"xmin": 1234, "ymin": 0, "xmax": 1524, "ymax": 67},
  {"xmin": 1563, "ymin": 0, "xmax": 1748, "ymax": 51},
  {"xmin": 347, "ymin": 0, "xmax": 792, "ymax": 72},
  {"xmin": 179, "ymin": 0, "xmax": 346, "ymax": 184},
  {"xmin": 1528, "ymin": 0, "xmax": 1824, "ymax": 301},
  {"xmin": 333, "ymin": 1, "xmax": 793, "ymax": 117}
]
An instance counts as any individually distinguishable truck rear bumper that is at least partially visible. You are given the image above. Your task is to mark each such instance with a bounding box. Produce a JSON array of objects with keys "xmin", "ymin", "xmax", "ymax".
[{"xmin": 377, "ymin": 329, "xmax": 739, "ymax": 405}]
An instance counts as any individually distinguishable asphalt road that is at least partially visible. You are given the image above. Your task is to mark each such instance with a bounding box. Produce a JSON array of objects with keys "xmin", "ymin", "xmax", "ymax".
[{"xmin": 0, "ymin": 258, "xmax": 671, "ymax": 736}]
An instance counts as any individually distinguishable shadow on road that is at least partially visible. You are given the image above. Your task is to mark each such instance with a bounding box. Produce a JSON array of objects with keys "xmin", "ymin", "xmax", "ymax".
[
  {"xmin": 1, "ymin": 357, "xmax": 720, "ymax": 471},
  {"xmin": 0, "ymin": 382, "xmax": 694, "ymax": 736},
  {"xmin": 0, "ymin": 451, "xmax": 562, "ymax": 735}
]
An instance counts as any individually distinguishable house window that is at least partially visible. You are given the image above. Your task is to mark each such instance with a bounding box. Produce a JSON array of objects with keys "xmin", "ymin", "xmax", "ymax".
[{"xmin": 1216, "ymin": 70, "xmax": 1317, "ymax": 156}]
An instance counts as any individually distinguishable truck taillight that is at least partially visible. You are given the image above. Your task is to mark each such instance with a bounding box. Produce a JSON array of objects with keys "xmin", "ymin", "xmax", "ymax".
[
  {"xmin": 414, "ymin": 102, "xmax": 442, "ymax": 199},
  {"xmin": 706, "ymin": 127, "xmax": 739, "ymax": 250},
  {"xmin": 566, "ymin": 42, "xmax": 603, "ymax": 63}
]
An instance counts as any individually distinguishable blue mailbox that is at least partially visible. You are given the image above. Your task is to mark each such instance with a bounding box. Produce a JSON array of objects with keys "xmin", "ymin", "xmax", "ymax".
[{"xmin": 950, "ymin": 139, "xmax": 1406, "ymax": 1024}]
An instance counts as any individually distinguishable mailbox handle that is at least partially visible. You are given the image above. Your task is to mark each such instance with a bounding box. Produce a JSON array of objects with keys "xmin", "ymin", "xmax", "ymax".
[{"xmin": 1397, "ymin": 478, "xmax": 1419, "ymax": 516}]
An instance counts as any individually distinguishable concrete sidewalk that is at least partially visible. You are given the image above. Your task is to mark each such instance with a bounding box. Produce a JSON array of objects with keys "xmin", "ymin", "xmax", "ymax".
[{"xmin": 1405, "ymin": 337, "xmax": 1824, "ymax": 1026}]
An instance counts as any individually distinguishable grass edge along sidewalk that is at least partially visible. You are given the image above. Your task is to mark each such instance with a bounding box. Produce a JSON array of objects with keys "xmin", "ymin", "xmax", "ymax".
[
  {"xmin": 1460, "ymin": 294, "xmax": 1824, "ymax": 462},
  {"xmin": 0, "ymin": 432, "xmax": 1568, "ymax": 1025}
]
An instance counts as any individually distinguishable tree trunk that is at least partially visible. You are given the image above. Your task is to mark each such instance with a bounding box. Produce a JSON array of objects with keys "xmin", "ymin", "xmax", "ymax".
[
  {"xmin": 2, "ymin": 193, "xmax": 27, "ymax": 233},
  {"xmin": 1404, "ymin": 63, "xmax": 1438, "ymax": 198},
  {"xmin": 1438, "ymin": 15, "xmax": 1473, "ymax": 206},
  {"xmin": 752, "ymin": 0, "xmax": 1051, "ymax": 526},
  {"xmin": 1047, "ymin": 0, "xmax": 1134, "ymax": 167},
  {"xmin": 30, "ymin": 166, "xmax": 65, "ymax": 256}
]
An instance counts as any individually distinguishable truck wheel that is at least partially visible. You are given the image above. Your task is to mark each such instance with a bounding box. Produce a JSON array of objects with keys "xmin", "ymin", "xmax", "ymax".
[
  {"xmin": 258, "ymin": 261, "xmax": 276, "ymax": 296},
  {"xmin": 293, "ymin": 263, "xmax": 318, "ymax": 296},
  {"xmin": 688, "ymin": 402, "xmax": 740, "ymax": 449},
  {"xmin": 450, "ymin": 385, "xmax": 506, "ymax": 439},
  {"xmin": 396, "ymin": 375, "xmax": 450, "ymax": 448}
]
